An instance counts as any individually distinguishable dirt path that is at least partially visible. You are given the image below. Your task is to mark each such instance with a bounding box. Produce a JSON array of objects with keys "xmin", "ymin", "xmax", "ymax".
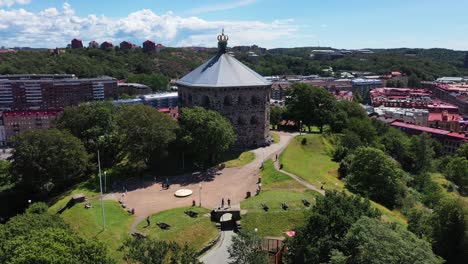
[
  {"xmin": 107, "ymin": 131, "xmax": 295, "ymax": 233},
  {"xmin": 273, "ymin": 159, "xmax": 325, "ymax": 196}
]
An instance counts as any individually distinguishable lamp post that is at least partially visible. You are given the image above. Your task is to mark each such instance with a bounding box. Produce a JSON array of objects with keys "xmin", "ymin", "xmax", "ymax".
[
  {"xmin": 97, "ymin": 149, "xmax": 106, "ymax": 231},
  {"xmin": 299, "ymin": 120, "xmax": 303, "ymax": 135},
  {"xmin": 104, "ymin": 171, "xmax": 107, "ymax": 193},
  {"xmin": 198, "ymin": 183, "xmax": 202, "ymax": 207}
]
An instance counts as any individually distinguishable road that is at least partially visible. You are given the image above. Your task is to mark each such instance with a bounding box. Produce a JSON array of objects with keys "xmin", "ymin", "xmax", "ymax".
[{"xmin": 200, "ymin": 231, "xmax": 234, "ymax": 264}]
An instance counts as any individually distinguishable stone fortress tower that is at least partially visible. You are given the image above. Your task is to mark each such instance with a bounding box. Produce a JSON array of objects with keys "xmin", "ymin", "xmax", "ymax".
[{"xmin": 176, "ymin": 30, "xmax": 272, "ymax": 148}]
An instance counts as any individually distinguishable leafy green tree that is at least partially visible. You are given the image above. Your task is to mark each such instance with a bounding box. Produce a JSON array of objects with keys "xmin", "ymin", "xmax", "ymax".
[
  {"xmin": 409, "ymin": 133, "xmax": 435, "ymax": 174},
  {"xmin": 457, "ymin": 143, "xmax": 468, "ymax": 160},
  {"xmin": 431, "ymin": 198, "xmax": 468, "ymax": 264},
  {"xmin": 341, "ymin": 217, "xmax": 443, "ymax": 264},
  {"xmin": 9, "ymin": 129, "xmax": 89, "ymax": 194},
  {"xmin": 122, "ymin": 237, "xmax": 201, "ymax": 264},
  {"xmin": 464, "ymin": 52, "xmax": 468, "ymax": 68},
  {"xmin": 345, "ymin": 118, "xmax": 377, "ymax": 146},
  {"xmin": 178, "ymin": 106, "xmax": 236, "ymax": 164},
  {"xmin": 270, "ymin": 105, "xmax": 284, "ymax": 129},
  {"xmin": 56, "ymin": 101, "xmax": 120, "ymax": 167},
  {"xmin": 407, "ymin": 207, "xmax": 434, "ymax": 240},
  {"xmin": 408, "ymin": 74, "xmax": 422, "ymax": 88},
  {"xmin": 330, "ymin": 100, "xmax": 367, "ymax": 133},
  {"xmin": 345, "ymin": 147, "xmax": 406, "ymax": 208},
  {"xmin": 445, "ymin": 156, "xmax": 468, "ymax": 194},
  {"xmin": 378, "ymin": 127, "xmax": 418, "ymax": 173},
  {"xmin": 56, "ymin": 101, "xmax": 117, "ymax": 145},
  {"xmin": 127, "ymin": 73, "xmax": 170, "ymax": 92},
  {"xmin": 336, "ymin": 100, "xmax": 367, "ymax": 120},
  {"xmin": 228, "ymin": 231, "xmax": 269, "ymax": 264},
  {"xmin": 286, "ymin": 83, "xmax": 336, "ymax": 132},
  {"xmin": 0, "ymin": 160, "xmax": 11, "ymax": 189},
  {"xmin": 116, "ymin": 105, "xmax": 178, "ymax": 166},
  {"xmin": 286, "ymin": 191, "xmax": 380, "ymax": 264},
  {"xmin": 0, "ymin": 203, "xmax": 114, "ymax": 264}
]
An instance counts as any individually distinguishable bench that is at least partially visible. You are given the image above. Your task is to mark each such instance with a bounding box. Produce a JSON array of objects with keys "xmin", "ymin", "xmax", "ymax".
[
  {"xmin": 261, "ymin": 203, "xmax": 269, "ymax": 211},
  {"xmin": 302, "ymin": 199, "xmax": 311, "ymax": 207},
  {"xmin": 156, "ymin": 222, "xmax": 171, "ymax": 230},
  {"xmin": 184, "ymin": 210, "xmax": 199, "ymax": 218},
  {"xmin": 281, "ymin": 202, "xmax": 289, "ymax": 210}
]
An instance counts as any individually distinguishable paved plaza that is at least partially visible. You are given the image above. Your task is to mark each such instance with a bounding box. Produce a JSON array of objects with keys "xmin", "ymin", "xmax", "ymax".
[{"xmin": 108, "ymin": 132, "xmax": 295, "ymax": 230}]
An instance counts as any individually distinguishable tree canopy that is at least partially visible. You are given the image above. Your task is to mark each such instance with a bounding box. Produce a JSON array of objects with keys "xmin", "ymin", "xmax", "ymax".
[
  {"xmin": 9, "ymin": 129, "xmax": 89, "ymax": 194},
  {"xmin": 344, "ymin": 147, "xmax": 406, "ymax": 208},
  {"xmin": 116, "ymin": 105, "xmax": 178, "ymax": 166},
  {"xmin": 286, "ymin": 191, "xmax": 380, "ymax": 264},
  {"xmin": 286, "ymin": 83, "xmax": 336, "ymax": 132},
  {"xmin": 228, "ymin": 231, "xmax": 269, "ymax": 264},
  {"xmin": 122, "ymin": 237, "xmax": 201, "ymax": 264},
  {"xmin": 0, "ymin": 203, "xmax": 114, "ymax": 264},
  {"xmin": 178, "ymin": 106, "xmax": 236, "ymax": 164},
  {"xmin": 339, "ymin": 217, "xmax": 443, "ymax": 264}
]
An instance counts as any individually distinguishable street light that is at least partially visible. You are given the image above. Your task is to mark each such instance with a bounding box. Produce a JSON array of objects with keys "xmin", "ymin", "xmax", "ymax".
[
  {"xmin": 97, "ymin": 149, "xmax": 106, "ymax": 231},
  {"xmin": 299, "ymin": 120, "xmax": 303, "ymax": 135},
  {"xmin": 198, "ymin": 183, "xmax": 202, "ymax": 207},
  {"xmin": 104, "ymin": 171, "xmax": 107, "ymax": 193}
]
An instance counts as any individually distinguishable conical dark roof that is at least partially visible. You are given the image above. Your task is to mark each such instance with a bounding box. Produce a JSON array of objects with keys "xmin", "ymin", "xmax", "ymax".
[
  {"xmin": 176, "ymin": 31, "xmax": 270, "ymax": 88},
  {"xmin": 176, "ymin": 54, "xmax": 270, "ymax": 88}
]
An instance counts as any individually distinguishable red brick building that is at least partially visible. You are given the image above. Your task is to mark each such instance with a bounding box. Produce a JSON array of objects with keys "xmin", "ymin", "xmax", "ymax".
[
  {"xmin": 2, "ymin": 110, "xmax": 62, "ymax": 143},
  {"xmin": 89, "ymin": 41, "xmax": 99, "ymax": 48},
  {"xmin": 71, "ymin": 38, "xmax": 83, "ymax": 49},
  {"xmin": 100, "ymin": 41, "xmax": 114, "ymax": 49},
  {"xmin": 120, "ymin": 41, "xmax": 133, "ymax": 50},
  {"xmin": 143, "ymin": 40, "xmax": 156, "ymax": 53},
  {"xmin": 389, "ymin": 120, "xmax": 467, "ymax": 154}
]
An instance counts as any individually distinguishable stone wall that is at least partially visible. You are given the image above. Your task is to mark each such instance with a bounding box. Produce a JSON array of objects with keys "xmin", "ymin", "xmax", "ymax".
[{"xmin": 178, "ymin": 85, "xmax": 271, "ymax": 148}]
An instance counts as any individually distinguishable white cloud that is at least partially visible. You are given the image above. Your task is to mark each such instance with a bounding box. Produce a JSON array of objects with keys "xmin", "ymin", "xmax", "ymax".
[
  {"xmin": 0, "ymin": 3, "xmax": 299, "ymax": 48},
  {"xmin": 0, "ymin": 0, "xmax": 31, "ymax": 7},
  {"xmin": 187, "ymin": 0, "xmax": 256, "ymax": 14}
]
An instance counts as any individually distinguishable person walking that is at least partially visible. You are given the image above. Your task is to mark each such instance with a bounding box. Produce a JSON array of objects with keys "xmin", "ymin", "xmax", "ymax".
[
  {"xmin": 146, "ymin": 216, "xmax": 150, "ymax": 227},
  {"xmin": 221, "ymin": 198, "xmax": 225, "ymax": 208},
  {"xmin": 227, "ymin": 198, "xmax": 231, "ymax": 207}
]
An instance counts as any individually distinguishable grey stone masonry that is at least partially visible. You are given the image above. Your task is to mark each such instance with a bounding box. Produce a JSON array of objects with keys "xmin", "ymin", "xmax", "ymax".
[{"xmin": 178, "ymin": 85, "xmax": 271, "ymax": 148}]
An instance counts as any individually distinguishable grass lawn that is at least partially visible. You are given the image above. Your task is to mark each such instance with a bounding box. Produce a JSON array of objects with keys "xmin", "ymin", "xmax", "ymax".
[
  {"xmin": 261, "ymin": 160, "xmax": 304, "ymax": 189},
  {"xmin": 270, "ymin": 131, "xmax": 280, "ymax": 143},
  {"xmin": 280, "ymin": 134, "xmax": 343, "ymax": 191},
  {"xmin": 224, "ymin": 151, "xmax": 256, "ymax": 168},
  {"xmin": 241, "ymin": 189, "xmax": 319, "ymax": 237},
  {"xmin": 136, "ymin": 206, "xmax": 218, "ymax": 252},
  {"xmin": 59, "ymin": 200, "xmax": 135, "ymax": 263},
  {"xmin": 432, "ymin": 173, "xmax": 468, "ymax": 203},
  {"xmin": 49, "ymin": 178, "xmax": 101, "ymax": 213},
  {"xmin": 280, "ymin": 134, "xmax": 407, "ymax": 225}
]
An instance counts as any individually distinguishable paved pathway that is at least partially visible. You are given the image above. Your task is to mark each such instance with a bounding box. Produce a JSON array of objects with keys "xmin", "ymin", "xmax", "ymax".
[
  {"xmin": 106, "ymin": 131, "xmax": 295, "ymax": 233},
  {"xmin": 200, "ymin": 231, "xmax": 234, "ymax": 264}
]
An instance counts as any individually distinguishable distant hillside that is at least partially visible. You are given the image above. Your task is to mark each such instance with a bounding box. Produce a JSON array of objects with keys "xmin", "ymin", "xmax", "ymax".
[
  {"xmin": 0, "ymin": 46, "xmax": 467, "ymax": 82},
  {"xmin": 0, "ymin": 47, "xmax": 214, "ymax": 79}
]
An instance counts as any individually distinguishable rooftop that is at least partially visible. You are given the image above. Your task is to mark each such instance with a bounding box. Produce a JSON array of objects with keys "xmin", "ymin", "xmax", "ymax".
[
  {"xmin": 140, "ymin": 92, "xmax": 178, "ymax": 100},
  {"xmin": 176, "ymin": 31, "xmax": 270, "ymax": 88}
]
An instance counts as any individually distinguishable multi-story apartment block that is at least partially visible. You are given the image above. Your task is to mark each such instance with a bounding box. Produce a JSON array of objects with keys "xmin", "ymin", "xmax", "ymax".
[
  {"xmin": 0, "ymin": 75, "xmax": 118, "ymax": 111},
  {"xmin": 2, "ymin": 110, "xmax": 62, "ymax": 143},
  {"xmin": 143, "ymin": 40, "xmax": 156, "ymax": 53},
  {"xmin": 71, "ymin": 39, "xmax": 83, "ymax": 49}
]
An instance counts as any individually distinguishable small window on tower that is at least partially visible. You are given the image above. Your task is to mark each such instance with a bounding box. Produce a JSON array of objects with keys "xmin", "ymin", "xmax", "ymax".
[{"xmin": 224, "ymin": 95, "xmax": 233, "ymax": 106}]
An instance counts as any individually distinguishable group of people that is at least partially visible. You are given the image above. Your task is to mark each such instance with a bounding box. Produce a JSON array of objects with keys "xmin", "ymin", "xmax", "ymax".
[{"xmin": 221, "ymin": 197, "xmax": 231, "ymax": 208}]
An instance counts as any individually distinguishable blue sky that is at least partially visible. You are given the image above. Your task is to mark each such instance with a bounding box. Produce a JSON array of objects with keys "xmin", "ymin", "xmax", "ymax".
[{"xmin": 0, "ymin": 0, "xmax": 467, "ymax": 50}]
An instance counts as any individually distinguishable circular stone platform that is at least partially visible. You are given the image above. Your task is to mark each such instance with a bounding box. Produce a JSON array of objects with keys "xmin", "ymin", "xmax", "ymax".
[{"xmin": 174, "ymin": 189, "xmax": 193, "ymax": 197}]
